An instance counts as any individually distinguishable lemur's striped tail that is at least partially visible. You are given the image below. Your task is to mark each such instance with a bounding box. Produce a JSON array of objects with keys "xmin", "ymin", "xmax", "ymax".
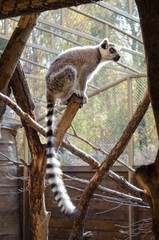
[{"xmin": 46, "ymin": 102, "xmax": 77, "ymax": 215}]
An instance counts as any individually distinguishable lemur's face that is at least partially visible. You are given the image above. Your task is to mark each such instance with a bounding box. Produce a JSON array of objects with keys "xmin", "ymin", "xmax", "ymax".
[
  {"xmin": 99, "ymin": 39, "xmax": 120, "ymax": 62},
  {"xmin": 108, "ymin": 45, "xmax": 120, "ymax": 62}
]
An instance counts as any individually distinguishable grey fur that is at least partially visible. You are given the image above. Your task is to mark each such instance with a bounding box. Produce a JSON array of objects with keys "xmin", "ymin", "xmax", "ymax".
[{"xmin": 45, "ymin": 38, "xmax": 120, "ymax": 215}]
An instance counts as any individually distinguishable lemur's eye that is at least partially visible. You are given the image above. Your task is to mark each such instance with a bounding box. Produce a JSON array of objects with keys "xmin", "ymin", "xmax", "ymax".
[{"xmin": 109, "ymin": 48, "xmax": 115, "ymax": 54}]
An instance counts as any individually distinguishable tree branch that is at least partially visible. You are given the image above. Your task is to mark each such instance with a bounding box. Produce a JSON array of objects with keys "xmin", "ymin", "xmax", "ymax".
[
  {"xmin": 0, "ymin": 92, "xmax": 45, "ymax": 136},
  {"xmin": 0, "ymin": 14, "xmax": 39, "ymax": 91},
  {"xmin": 69, "ymin": 125, "xmax": 135, "ymax": 172},
  {"xmin": 0, "ymin": 14, "xmax": 39, "ymax": 122},
  {"xmin": 61, "ymin": 140, "xmax": 100, "ymax": 169},
  {"xmin": 64, "ymin": 174, "xmax": 147, "ymax": 205},
  {"xmin": 53, "ymin": 94, "xmax": 83, "ymax": 150},
  {"xmin": 107, "ymin": 170, "xmax": 148, "ymax": 201},
  {"xmin": 0, "ymin": 0, "xmax": 100, "ymax": 20}
]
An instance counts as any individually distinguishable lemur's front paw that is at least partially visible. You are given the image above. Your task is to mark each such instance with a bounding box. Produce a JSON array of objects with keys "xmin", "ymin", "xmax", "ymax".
[{"xmin": 74, "ymin": 90, "xmax": 88, "ymax": 104}]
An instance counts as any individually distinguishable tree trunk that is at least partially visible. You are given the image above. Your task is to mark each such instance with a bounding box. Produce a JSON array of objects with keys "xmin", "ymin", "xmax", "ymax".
[
  {"xmin": 135, "ymin": 0, "xmax": 159, "ymax": 238},
  {"xmin": 10, "ymin": 62, "xmax": 49, "ymax": 240}
]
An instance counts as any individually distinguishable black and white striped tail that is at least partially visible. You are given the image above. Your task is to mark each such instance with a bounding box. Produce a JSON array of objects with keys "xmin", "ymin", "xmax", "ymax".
[{"xmin": 46, "ymin": 102, "xmax": 77, "ymax": 215}]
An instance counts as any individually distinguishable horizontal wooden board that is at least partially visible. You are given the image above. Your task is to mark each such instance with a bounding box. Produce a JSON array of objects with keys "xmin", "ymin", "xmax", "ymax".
[
  {"xmin": 46, "ymin": 207, "xmax": 129, "ymax": 221},
  {"xmin": 49, "ymin": 218, "xmax": 128, "ymax": 231},
  {"xmin": 49, "ymin": 228, "xmax": 123, "ymax": 240},
  {"xmin": 0, "ymin": 214, "xmax": 20, "ymax": 236}
]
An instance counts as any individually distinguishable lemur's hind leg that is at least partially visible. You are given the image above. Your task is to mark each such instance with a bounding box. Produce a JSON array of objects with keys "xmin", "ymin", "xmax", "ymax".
[{"xmin": 46, "ymin": 65, "xmax": 77, "ymax": 102}]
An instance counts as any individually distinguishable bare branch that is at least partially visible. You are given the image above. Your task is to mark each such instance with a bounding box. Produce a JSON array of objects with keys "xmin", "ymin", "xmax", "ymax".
[
  {"xmin": 61, "ymin": 140, "xmax": 100, "ymax": 169},
  {"xmin": 53, "ymin": 94, "xmax": 83, "ymax": 149},
  {"xmin": 0, "ymin": 92, "xmax": 45, "ymax": 136},
  {"xmin": 64, "ymin": 174, "xmax": 147, "ymax": 205},
  {"xmin": 62, "ymin": 141, "xmax": 147, "ymax": 201},
  {"xmin": 20, "ymin": 159, "xmax": 29, "ymax": 168},
  {"xmin": 0, "ymin": 90, "xmax": 149, "ymax": 203},
  {"xmin": 70, "ymin": 125, "xmax": 135, "ymax": 172},
  {"xmin": 0, "ymin": 15, "xmax": 39, "ymax": 121},
  {"xmin": 0, "ymin": 14, "xmax": 39, "ymax": 91},
  {"xmin": 108, "ymin": 170, "xmax": 147, "ymax": 201},
  {"xmin": 0, "ymin": 152, "xmax": 21, "ymax": 165},
  {"xmin": 66, "ymin": 184, "xmax": 149, "ymax": 209}
]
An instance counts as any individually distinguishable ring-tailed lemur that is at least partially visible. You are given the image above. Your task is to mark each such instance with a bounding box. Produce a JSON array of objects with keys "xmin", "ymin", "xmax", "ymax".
[{"xmin": 45, "ymin": 38, "xmax": 120, "ymax": 215}]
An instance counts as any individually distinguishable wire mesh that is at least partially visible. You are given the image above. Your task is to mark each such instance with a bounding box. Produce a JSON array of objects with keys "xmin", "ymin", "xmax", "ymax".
[
  {"xmin": 0, "ymin": 1, "xmax": 156, "ymax": 168},
  {"xmin": 132, "ymin": 78, "xmax": 158, "ymax": 165}
]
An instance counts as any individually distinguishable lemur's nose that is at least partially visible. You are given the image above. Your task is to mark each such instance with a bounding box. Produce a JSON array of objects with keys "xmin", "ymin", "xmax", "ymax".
[{"xmin": 114, "ymin": 55, "xmax": 120, "ymax": 62}]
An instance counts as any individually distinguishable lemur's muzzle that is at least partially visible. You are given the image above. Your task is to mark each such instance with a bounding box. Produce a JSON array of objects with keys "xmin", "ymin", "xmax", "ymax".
[{"xmin": 114, "ymin": 54, "xmax": 120, "ymax": 62}]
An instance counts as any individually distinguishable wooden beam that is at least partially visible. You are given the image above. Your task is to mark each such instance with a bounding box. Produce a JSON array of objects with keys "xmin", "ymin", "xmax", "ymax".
[{"xmin": 0, "ymin": 0, "xmax": 99, "ymax": 20}]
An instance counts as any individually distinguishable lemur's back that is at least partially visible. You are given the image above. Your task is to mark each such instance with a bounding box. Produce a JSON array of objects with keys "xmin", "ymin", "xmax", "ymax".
[{"xmin": 46, "ymin": 46, "xmax": 101, "ymax": 77}]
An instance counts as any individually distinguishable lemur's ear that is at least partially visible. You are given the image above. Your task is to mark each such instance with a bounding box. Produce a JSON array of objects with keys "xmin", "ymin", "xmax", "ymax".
[{"xmin": 101, "ymin": 39, "xmax": 109, "ymax": 49}]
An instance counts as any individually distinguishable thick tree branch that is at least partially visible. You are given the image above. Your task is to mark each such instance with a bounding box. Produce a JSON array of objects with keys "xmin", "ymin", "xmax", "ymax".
[
  {"xmin": 0, "ymin": 14, "xmax": 39, "ymax": 91},
  {"xmin": 8, "ymin": 62, "xmax": 48, "ymax": 240},
  {"xmin": 135, "ymin": 0, "xmax": 159, "ymax": 138},
  {"xmin": 0, "ymin": 14, "xmax": 38, "ymax": 90},
  {"xmin": 0, "ymin": 0, "xmax": 99, "ymax": 20},
  {"xmin": 0, "ymin": 92, "xmax": 45, "ymax": 136},
  {"xmin": 0, "ymin": 13, "xmax": 39, "ymax": 122},
  {"xmin": 10, "ymin": 62, "xmax": 35, "ymax": 113},
  {"xmin": 53, "ymin": 94, "xmax": 83, "ymax": 149}
]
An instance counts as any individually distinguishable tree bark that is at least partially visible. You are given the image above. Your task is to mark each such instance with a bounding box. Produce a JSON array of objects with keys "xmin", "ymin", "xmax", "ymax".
[
  {"xmin": 53, "ymin": 94, "xmax": 83, "ymax": 150},
  {"xmin": 0, "ymin": 13, "xmax": 39, "ymax": 122},
  {"xmin": 0, "ymin": 14, "xmax": 39, "ymax": 91},
  {"xmin": 134, "ymin": 1, "xmax": 159, "ymax": 238},
  {"xmin": 0, "ymin": 0, "xmax": 100, "ymax": 20},
  {"xmin": 10, "ymin": 62, "xmax": 49, "ymax": 240}
]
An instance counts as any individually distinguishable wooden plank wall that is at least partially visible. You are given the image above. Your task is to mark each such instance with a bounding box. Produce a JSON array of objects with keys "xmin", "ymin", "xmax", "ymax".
[
  {"xmin": 0, "ymin": 128, "xmax": 21, "ymax": 240},
  {"xmin": 45, "ymin": 166, "xmax": 153, "ymax": 240}
]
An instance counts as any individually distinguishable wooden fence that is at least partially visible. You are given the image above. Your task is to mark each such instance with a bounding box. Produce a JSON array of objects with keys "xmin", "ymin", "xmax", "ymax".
[
  {"xmin": 44, "ymin": 166, "xmax": 152, "ymax": 240},
  {"xmin": 0, "ymin": 128, "xmax": 21, "ymax": 240}
]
